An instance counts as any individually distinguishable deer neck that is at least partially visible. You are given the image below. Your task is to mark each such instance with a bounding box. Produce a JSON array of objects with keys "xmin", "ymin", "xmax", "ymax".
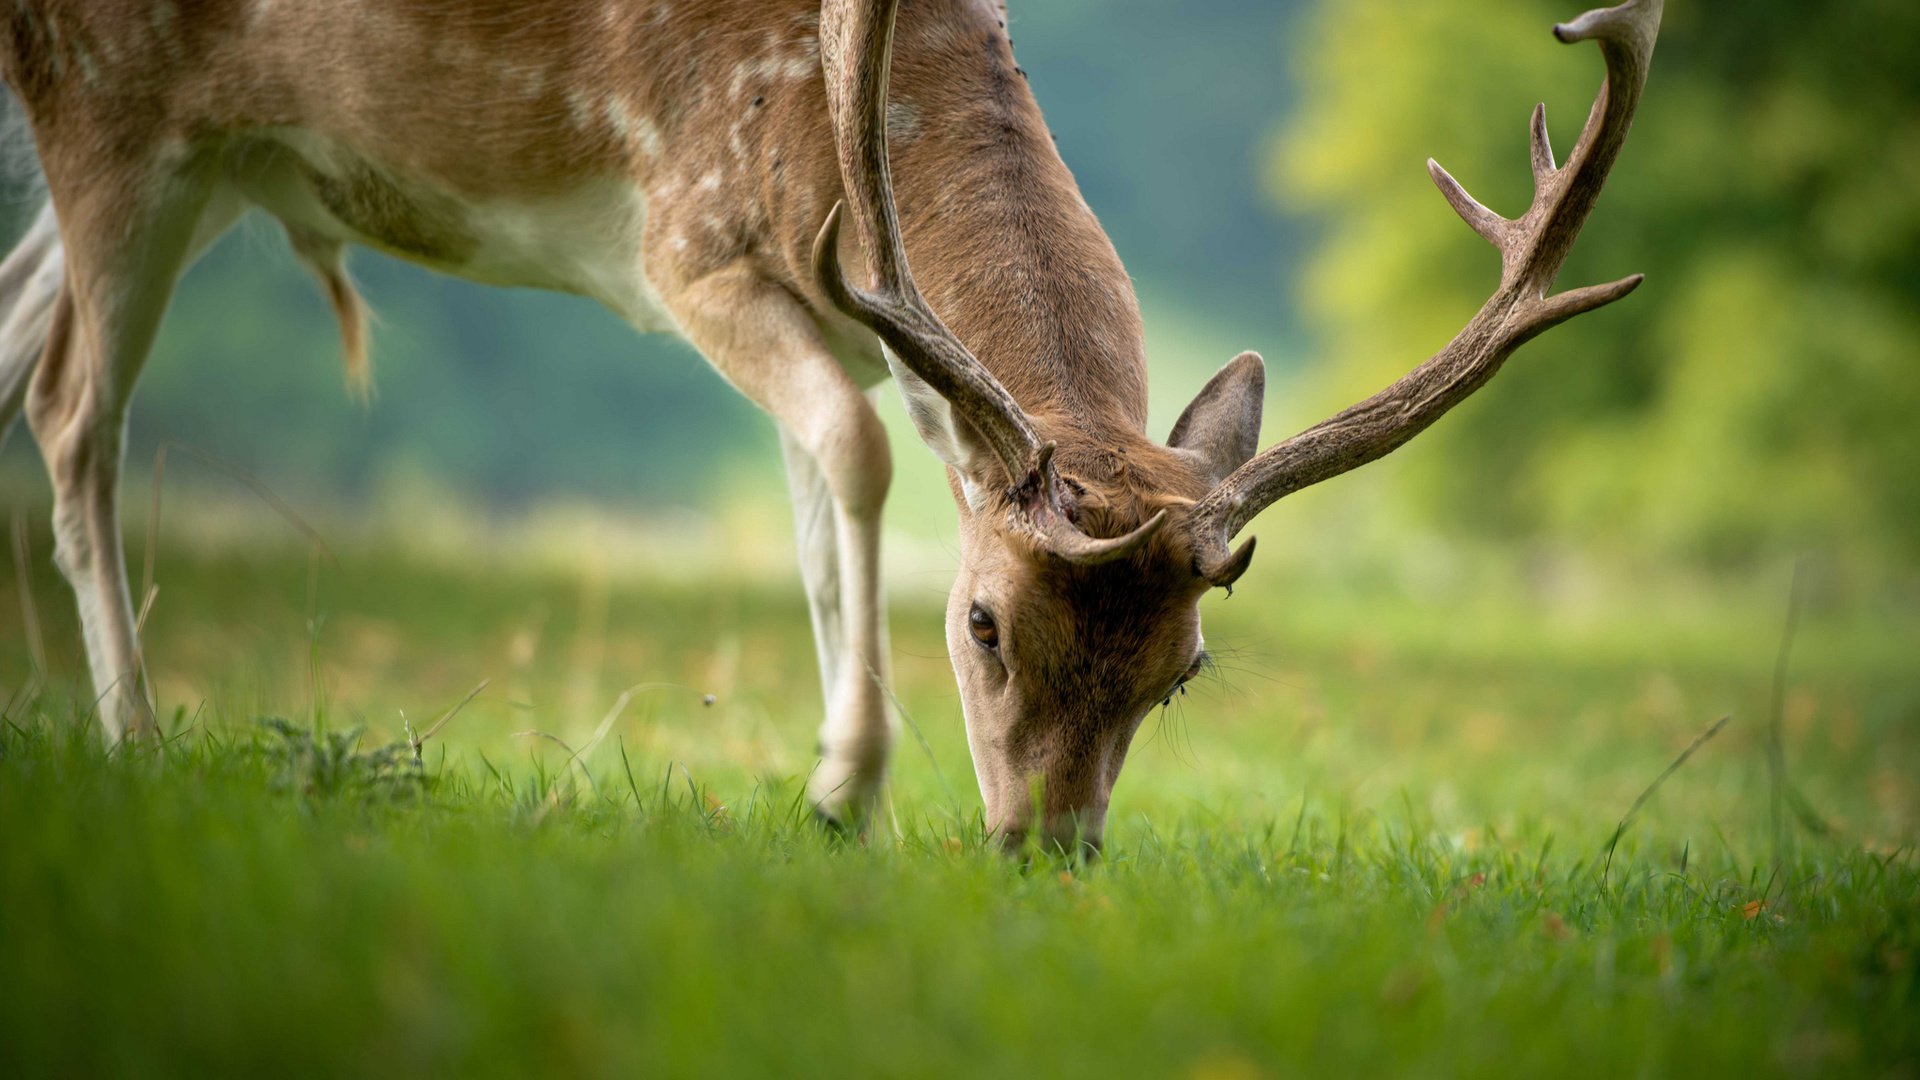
[{"xmin": 884, "ymin": 85, "xmax": 1150, "ymax": 448}]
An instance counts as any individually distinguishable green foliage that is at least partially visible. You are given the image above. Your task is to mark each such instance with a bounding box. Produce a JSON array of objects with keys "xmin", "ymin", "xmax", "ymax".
[
  {"xmin": 1272, "ymin": 0, "xmax": 1920, "ymax": 562},
  {"xmin": 254, "ymin": 716, "xmax": 430, "ymax": 805}
]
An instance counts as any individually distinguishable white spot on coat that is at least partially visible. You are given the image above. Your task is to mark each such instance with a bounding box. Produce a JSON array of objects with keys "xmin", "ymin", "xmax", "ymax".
[
  {"xmin": 73, "ymin": 41, "xmax": 101, "ymax": 85},
  {"xmin": 505, "ymin": 65, "xmax": 548, "ymax": 99},
  {"xmin": 886, "ymin": 102, "xmax": 920, "ymax": 144},
  {"xmin": 602, "ymin": 98, "xmax": 664, "ymax": 158},
  {"xmin": 565, "ymin": 89, "xmax": 597, "ymax": 131},
  {"xmin": 633, "ymin": 115, "xmax": 663, "ymax": 157},
  {"xmin": 729, "ymin": 53, "xmax": 817, "ymax": 98},
  {"xmin": 151, "ymin": 0, "xmax": 177, "ymax": 39}
]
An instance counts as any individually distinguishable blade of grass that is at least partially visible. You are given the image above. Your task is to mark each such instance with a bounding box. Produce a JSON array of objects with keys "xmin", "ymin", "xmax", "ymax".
[
  {"xmin": 411, "ymin": 678, "xmax": 490, "ymax": 765},
  {"xmin": 1601, "ymin": 714, "xmax": 1732, "ymax": 893}
]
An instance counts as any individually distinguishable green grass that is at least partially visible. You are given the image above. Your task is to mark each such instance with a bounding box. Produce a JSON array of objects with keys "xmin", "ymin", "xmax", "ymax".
[{"xmin": 2, "ymin": 512, "xmax": 1917, "ymax": 1076}]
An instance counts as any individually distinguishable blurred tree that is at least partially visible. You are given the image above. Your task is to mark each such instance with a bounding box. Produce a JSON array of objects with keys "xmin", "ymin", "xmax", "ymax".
[
  {"xmin": 1014, "ymin": 0, "xmax": 1306, "ymax": 329},
  {"xmin": 1271, "ymin": 0, "xmax": 1920, "ymax": 562}
]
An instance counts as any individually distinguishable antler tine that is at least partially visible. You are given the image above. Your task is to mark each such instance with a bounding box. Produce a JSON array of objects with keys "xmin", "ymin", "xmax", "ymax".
[
  {"xmin": 1188, "ymin": 0, "xmax": 1663, "ymax": 587},
  {"xmin": 1427, "ymin": 159, "xmax": 1510, "ymax": 249},
  {"xmin": 812, "ymin": 0, "xmax": 1039, "ymax": 493},
  {"xmin": 1529, "ymin": 103, "xmax": 1557, "ymax": 184}
]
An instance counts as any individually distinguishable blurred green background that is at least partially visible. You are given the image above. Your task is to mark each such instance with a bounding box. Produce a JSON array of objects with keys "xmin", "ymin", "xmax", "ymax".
[{"xmin": 2, "ymin": 0, "xmax": 1916, "ymax": 568}]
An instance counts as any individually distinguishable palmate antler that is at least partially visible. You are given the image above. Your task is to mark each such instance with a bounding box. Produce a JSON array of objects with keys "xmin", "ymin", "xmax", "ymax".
[
  {"xmin": 811, "ymin": 0, "xmax": 1166, "ymax": 565},
  {"xmin": 1187, "ymin": 0, "xmax": 1665, "ymax": 588}
]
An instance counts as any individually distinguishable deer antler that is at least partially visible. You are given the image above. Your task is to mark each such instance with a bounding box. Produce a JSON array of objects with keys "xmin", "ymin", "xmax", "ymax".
[
  {"xmin": 1187, "ymin": 0, "xmax": 1663, "ymax": 588},
  {"xmin": 812, "ymin": 0, "xmax": 1165, "ymax": 566}
]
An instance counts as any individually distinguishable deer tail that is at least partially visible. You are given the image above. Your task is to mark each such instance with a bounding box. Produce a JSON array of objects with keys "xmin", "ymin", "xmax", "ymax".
[{"xmin": 287, "ymin": 228, "xmax": 372, "ymax": 404}]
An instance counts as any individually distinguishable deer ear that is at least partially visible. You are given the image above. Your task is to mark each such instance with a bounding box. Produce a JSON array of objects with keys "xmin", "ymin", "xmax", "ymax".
[
  {"xmin": 1169, "ymin": 351, "xmax": 1265, "ymax": 483},
  {"xmin": 885, "ymin": 347, "xmax": 996, "ymax": 510}
]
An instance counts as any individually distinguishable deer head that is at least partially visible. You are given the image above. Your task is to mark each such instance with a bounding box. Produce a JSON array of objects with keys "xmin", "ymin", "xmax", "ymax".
[{"xmin": 815, "ymin": 0, "xmax": 1663, "ymax": 853}]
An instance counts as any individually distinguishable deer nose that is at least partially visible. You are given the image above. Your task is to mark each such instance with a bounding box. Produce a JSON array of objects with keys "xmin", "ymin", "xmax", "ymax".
[
  {"xmin": 992, "ymin": 814, "xmax": 1105, "ymax": 860},
  {"xmin": 1063, "ymin": 832, "xmax": 1104, "ymax": 862}
]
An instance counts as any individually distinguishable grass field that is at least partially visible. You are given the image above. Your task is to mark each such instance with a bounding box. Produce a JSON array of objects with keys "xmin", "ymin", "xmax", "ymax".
[{"xmin": 2, "ymin": 501, "xmax": 1917, "ymax": 1077}]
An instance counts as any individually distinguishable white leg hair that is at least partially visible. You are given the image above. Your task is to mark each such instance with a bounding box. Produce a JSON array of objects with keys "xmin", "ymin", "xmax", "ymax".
[
  {"xmin": 0, "ymin": 203, "xmax": 63, "ymax": 448},
  {"xmin": 781, "ymin": 425, "xmax": 845, "ymax": 696}
]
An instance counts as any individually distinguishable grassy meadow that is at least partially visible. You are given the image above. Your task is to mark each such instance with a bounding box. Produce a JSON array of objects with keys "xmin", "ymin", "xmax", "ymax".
[{"xmin": 1, "ymin": 493, "xmax": 1916, "ymax": 1077}]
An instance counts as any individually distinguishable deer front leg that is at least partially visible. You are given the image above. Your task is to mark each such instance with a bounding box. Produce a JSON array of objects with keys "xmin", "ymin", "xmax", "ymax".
[
  {"xmin": 664, "ymin": 261, "xmax": 895, "ymax": 825},
  {"xmin": 780, "ymin": 426, "xmax": 847, "ymax": 706}
]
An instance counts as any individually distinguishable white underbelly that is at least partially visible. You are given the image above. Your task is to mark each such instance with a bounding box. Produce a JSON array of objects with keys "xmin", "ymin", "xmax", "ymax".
[
  {"xmin": 451, "ymin": 183, "xmax": 675, "ymax": 333},
  {"xmin": 225, "ymin": 130, "xmax": 677, "ymax": 334}
]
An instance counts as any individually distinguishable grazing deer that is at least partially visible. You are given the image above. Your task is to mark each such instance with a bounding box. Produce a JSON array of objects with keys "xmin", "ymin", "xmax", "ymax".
[{"xmin": 0, "ymin": 0, "xmax": 1661, "ymax": 850}]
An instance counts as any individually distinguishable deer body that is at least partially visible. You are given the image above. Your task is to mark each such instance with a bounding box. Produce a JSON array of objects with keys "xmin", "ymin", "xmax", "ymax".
[
  {"xmin": 1, "ymin": 0, "xmax": 1663, "ymax": 852},
  {"xmin": 12, "ymin": 0, "xmax": 1139, "ymax": 374}
]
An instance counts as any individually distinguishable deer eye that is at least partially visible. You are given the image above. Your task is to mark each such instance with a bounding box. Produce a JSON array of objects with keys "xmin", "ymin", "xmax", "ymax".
[
  {"xmin": 1182, "ymin": 652, "xmax": 1207, "ymax": 683},
  {"xmin": 968, "ymin": 604, "xmax": 1000, "ymax": 650},
  {"xmin": 1163, "ymin": 652, "xmax": 1208, "ymax": 706}
]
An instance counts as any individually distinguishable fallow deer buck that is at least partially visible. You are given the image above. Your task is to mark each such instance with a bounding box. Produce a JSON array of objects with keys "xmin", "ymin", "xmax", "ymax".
[{"xmin": 0, "ymin": 0, "xmax": 1661, "ymax": 849}]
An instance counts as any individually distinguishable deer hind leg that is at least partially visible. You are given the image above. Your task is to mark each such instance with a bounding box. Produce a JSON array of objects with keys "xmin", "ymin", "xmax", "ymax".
[
  {"xmin": 23, "ymin": 161, "xmax": 235, "ymax": 740},
  {"xmin": 664, "ymin": 261, "xmax": 895, "ymax": 825},
  {"xmin": 0, "ymin": 204, "xmax": 64, "ymax": 448}
]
